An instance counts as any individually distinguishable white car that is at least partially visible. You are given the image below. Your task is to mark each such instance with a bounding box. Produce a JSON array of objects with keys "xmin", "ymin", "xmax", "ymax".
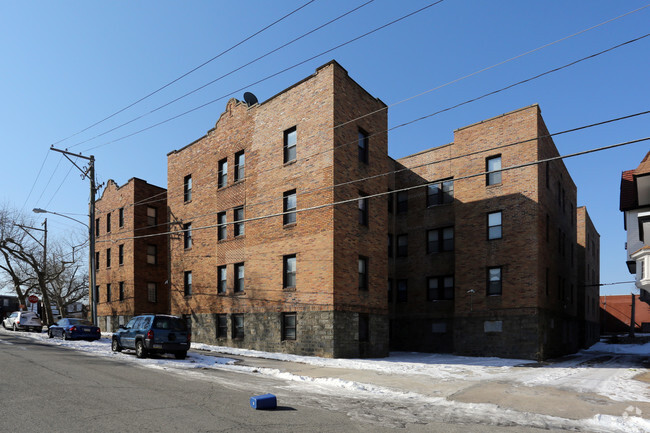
[{"xmin": 2, "ymin": 311, "xmax": 43, "ymax": 332}]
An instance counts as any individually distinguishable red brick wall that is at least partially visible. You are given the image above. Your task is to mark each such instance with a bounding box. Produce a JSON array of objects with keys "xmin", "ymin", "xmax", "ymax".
[{"xmin": 95, "ymin": 178, "xmax": 168, "ymax": 322}]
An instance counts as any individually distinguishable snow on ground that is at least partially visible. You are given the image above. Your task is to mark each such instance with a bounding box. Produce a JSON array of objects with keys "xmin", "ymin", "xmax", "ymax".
[{"xmin": 3, "ymin": 328, "xmax": 649, "ymax": 433}]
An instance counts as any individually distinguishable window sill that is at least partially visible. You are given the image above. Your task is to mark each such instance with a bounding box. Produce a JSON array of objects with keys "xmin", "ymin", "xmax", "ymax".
[
  {"xmin": 283, "ymin": 287, "xmax": 296, "ymax": 292},
  {"xmin": 184, "ymin": 199, "xmax": 192, "ymax": 205},
  {"xmin": 283, "ymin": 222, "xmax": 297, "ymax": 229},
  {"xmin": 486, "ymin": 183, "xmax": 503, "ymax": 189},
  {"xmin": 283, "ymin": 159, "xmax": 297, "ymax": 167}
]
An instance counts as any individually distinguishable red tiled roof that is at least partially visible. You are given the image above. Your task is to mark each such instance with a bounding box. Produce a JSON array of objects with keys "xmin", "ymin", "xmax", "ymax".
[
  {"xmin": 636, "ymin": 151, "xmax": 650, "ymax": 175},
  {"xmin": 620, "ymin": 152, "xmax": 650, "ymax": 211},
  {"xmin": 620, "ymin": 169, "xmax": 636, "ymax": 211}
]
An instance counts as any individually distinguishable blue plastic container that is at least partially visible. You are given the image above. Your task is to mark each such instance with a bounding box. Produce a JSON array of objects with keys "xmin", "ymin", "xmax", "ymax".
[{"xmin": 250, "ymin": 393, "xmax": 277, "ymax": 410}]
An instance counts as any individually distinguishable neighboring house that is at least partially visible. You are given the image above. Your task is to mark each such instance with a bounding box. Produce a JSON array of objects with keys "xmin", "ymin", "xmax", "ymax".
[
  {"xmin": 94, "ymin": 61, "xmax": 599, "ymax": 360},
  {"xmin": 94, "ymin": 178, "xmax": 169, "ymax": 332},
  {"xmin": 600, "ymin": 294, "xmax": 650, "ymax": 333},
  {"xmin": 0, "ymin": 295, "xmax": 20, "ymax": 320},
  {"xmin": 620, "ymin": 151, "xmax": 650, "ymax": 305}
]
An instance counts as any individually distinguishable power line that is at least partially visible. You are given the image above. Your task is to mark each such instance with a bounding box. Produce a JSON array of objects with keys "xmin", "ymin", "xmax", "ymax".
[
  {"xmin": 67, "ymin": 0, "xmax": 377, "ymax": 150},
  {"xmin": 50, "ymin": 0, "xmax": 320, "ymax": 148},
  {"xmin": 21, "ymin": 151, "xmax": 50, "ymax": 212},
  {"xmin": 78, "ymin": 4, "xmax": 645, "ymax": 155},
  {"xmin": 90, "ymin": 29, "xmax": 650, "ymax": 213},
  {"xmin": 95, "ymin": 134, "xmax": 650, "ymax": 244},
  {"xmin": 77, "ymin": 0, "xmax": 447, "ymax": 152},
  {"xmin": 91, "ymin": 109, "xmax": 650, "ymax": 237},
  {"xmin": 335, "ymin": 3, "xmax": 650, "ymax": 131}
]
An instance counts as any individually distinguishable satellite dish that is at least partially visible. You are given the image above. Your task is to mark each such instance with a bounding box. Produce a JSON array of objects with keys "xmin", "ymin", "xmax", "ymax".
[{"xmin": 243, "ymin": 92, "xmax": 258, "ymax": 107}]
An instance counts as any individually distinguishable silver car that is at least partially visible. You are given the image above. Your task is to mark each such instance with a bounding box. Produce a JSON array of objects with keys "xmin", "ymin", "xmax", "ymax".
[{"xmin": 2, "ymin": 311, "xmax": 43, "ymax": 332}]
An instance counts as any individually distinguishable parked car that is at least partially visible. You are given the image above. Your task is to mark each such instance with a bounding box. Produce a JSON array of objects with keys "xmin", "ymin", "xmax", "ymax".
[
  {"xmin": 2, "ymin": 311, "xmax": 43, "ymax": 332},
  {"xmin": 48, "ymin": 318, "xmax": 101, "ymax": 341},
  {"xmin": 112, "ymin": 314, "xmax": 191, "ymax": 359}
]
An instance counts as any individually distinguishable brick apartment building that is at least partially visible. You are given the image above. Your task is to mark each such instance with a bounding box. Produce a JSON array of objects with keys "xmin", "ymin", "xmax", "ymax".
[
  {"xmin": 577, "ymin": 206, "xmax": 601, "ymax": 348},
  {"xmin": 95, "ymin": 61, "xmax": 599, "ymax": 359},
  {"xmin": 166, "ymin": 61, "xmax": 389, "ymax": 358},
  {"xmin": 388, "ymin": 104, "xmax": 597, "ymax": 360},
  {"xmin": 95, "ymin": 178, "xmax": 169, "ymax": 331}
]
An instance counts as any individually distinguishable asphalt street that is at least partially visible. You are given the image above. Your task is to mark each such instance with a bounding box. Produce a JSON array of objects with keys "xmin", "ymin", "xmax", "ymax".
[{"xmin": 0, "ymin": 331, "xmax": 555, "ymax": 433}]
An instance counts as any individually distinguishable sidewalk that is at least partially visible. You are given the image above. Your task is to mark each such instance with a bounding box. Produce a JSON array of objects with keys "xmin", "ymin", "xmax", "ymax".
[{"xmin": 195, "ymin": 348, "xmax": 650, "ymax": 423}]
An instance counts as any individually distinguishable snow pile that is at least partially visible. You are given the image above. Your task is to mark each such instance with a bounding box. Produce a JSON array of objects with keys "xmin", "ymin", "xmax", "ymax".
[{"xmin": 2, "ymin": 328, "xmax": 649, "ymax": 433}]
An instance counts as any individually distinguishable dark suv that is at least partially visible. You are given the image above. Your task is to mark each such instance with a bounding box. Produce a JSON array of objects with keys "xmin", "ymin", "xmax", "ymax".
[{"xmin": 111, "ymin": 314, "xmax": 190, "ymax": 359}]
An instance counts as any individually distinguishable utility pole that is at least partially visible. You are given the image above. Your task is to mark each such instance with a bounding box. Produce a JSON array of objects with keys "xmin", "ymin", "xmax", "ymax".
[
  {"xmin": 49, "ymin": 147, "xmax": 97, "ymax": 326},
  {"xmin": 630, "ymin": 293, "xmax": 636, "ymax": 339}
]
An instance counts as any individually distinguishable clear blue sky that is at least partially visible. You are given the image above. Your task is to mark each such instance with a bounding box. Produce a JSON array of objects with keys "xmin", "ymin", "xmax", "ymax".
[{"xmin": 1, "ymin": 1, "xmax": 648, "ymax": 296}]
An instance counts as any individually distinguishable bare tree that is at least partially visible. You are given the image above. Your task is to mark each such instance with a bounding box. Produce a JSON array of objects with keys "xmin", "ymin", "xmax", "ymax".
[{"xmin": 47, "ymin": 243, "xmax": 88, "ymax": 318}]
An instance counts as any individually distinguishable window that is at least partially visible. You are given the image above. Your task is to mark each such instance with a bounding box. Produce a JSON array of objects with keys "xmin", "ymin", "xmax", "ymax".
[
  {"xmin": 217, "ymin": 265, "xmax": 227, "ymax": 294},
  {"xmin": 387, "ymin": 190, "xmax": 394, "ymax": 214},
  {"xmin": 232, "ymin": 314, "xmax": 244, "ymax": 339},
  {"xmin": 184, "ymin": 175, "xmax": 192, "ymax": 202},
  {"xmin": 147, "ymin": 282, "xmax": 157, "ymax": 303},
  {"xmin": 358, "ymin": 256, "xmax": 368, "ymax": 291},
  {"xmin": 282, "ymin": 313, "xmax": 296, "ymax": 341},
  {"xmin": 234, "ymin": 151, "xmax": 245, "ymax": 182},
  {"xmin": 359, "ymin": 313, "xmax": 369, "ymax": 342},
  {"xmin": 184, "ymin": 271, "xmax": 192, "ymax": 296},
  {"xmin": 106, "ymin": 284, "xmax": 111, "ymax": 302},
  {"xmin": 106, "ymin": 213, "xmax": 111, "ymax": 233},
  {"xmin": 397, "ymin": 279, "xmax": 407, "ymax": 302},
  {"xmin": 147, "ymin": 244, "xmax": 157, "ymax": 265},
  {"xmin": 147, "ymin": 207, "xmax": 157, "ymax": 226},
  {"xmin": 397, "ymin": 234, "xmax": 408, "ymax": 257},
  {"xmin": 284, "ymin": 126, "xmax": 297, "ymax": 163},
  {"xmin": 217, "ymin": 212, "xmax": 227, "ymax": 240},
  {"xmin": 388, "ymin": 234, "xmax": 393, "ymax": 258},
  {"xmin": 427, "ymin": 227, "xmax": 454, "ymax": 254},
  {"xmin": 358, "ymin": 128, "xmax": 369, "ymax": 164},
  {"xmin": 428, "ymin": 276, "xmax": 454, "ymax": 301},
  {"xmin": 95, "ymin": 251, "xmax": 100, "ymax": 270},
  {"xmin": 106, "ymin": 248, "xmax": 111, "ymax": 268},
  {"xmin": 283, "ymin": 255, "xmax": 296, "ymax": 289},
  {"xmin": 427, "ymin": 179, "xmax": 454, "ymax": 206},
  {"xmin": 218, "ymin": 158, "xmax": 228, "ymax": 188},
  {"xmin": 488, "ymin": 211, "xmax": 502, "ymax": 240},
  {"xmin": 183, "ymin": 223, "xmax": 192, "ymax": 249},
  {"xmin": 388, "ymin": 279, "xmax": 393, "ymax": 303},
  {"xmin": 486, "ymin": 155, "xmax": 502, "ymax": 185},
  {"xmin": 358, "ymin": 192, "xmax": 368, "ymax": 226},
  {"xmin": 118, "ymin": 244, "xmax": 124, "ymax": 265},
  {"xmin": 487, "ymin": 267, "xmax": 502, "ymax": 296},
  {"xmin": 396, "ymin": 191, "xmax": 408, "ymax": 213},
  {"xmin": 283, "ymin": 190, "xmax": 296, "ymax": 225},
  {"xmin": 234, "ymin": 207, "xmax": 244, "ymax": 237},
  {"xmin": 95, "ymin": 218, "xmax": 100, "ymax": 236},
  {"xmin": 119, "ymin": 282, "xmax": 124, "ymax": 301},
  {"xmin": 216, "ymin": 314, "xmax": 227, "ymax": 338},
  {"xmin": 234, "ymin": 262, "xmax": 245, "ymax": 293},
  {"xmin": 119, "ymin": 207, "xmax": 124, "ymax": 227}
]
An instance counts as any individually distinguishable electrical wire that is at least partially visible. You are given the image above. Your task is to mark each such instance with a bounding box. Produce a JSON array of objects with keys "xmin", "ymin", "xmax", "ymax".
[
  {"xmin": 94, "ymin": 134, "xmax": 650, "ymax": 243},
  {"xmin": 67, "ymin": 0, "xmax": 377, "ymax": 149},
  {"xmin": 77, "ymin": 0, "xmax": 447, "ymax": 152},
  {"xmin": 91, "ymin": 29, "xmax": 650, "ymax": 219},
  {"xmin": 50, "ymin": 0, "xmax": 320, "ymax": 147},
  {"xmin": 90, "ymin": 108, "xmax": 650, "ymax": 237}
]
